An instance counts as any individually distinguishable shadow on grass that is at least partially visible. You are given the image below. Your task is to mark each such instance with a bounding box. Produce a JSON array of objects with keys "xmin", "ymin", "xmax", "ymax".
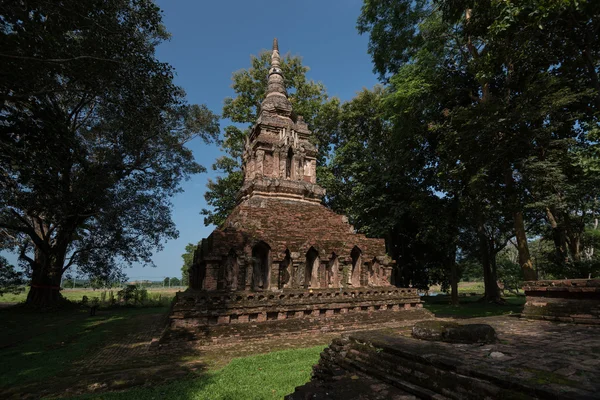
[
  {"xmin": 422, "ymin": 295, "xmax": 526, "ymax": 318},
  {"xmin": 0, "ymin": 306, "xmax": 199, "ymax": 398},
  {"xmin": 73, "ymin": 346, "xmax": 324, "ymax": 400}
]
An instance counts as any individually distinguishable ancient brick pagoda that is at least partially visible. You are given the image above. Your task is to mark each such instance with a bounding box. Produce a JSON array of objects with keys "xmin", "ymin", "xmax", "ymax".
[{"xmin": 165, "ymin": 40, "xmax": 426, "ymax": 340}]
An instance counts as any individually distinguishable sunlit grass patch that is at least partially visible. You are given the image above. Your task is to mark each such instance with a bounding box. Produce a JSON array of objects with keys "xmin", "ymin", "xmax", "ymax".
[{"xmin": 76, "ymin": 346, "xmax": 325, "ymax": 400}]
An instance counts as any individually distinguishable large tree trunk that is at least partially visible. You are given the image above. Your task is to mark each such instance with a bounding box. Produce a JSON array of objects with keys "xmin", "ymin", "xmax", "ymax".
[
  {"xmin": 567, "ymin": 234, "xmax": 582, "ymax": 263},
  {"xmin": 514, "ymin": 211, "xmax": 536, "ymax": 281},
  {"xmin": 450, "ymin": 258, "xmax": 459, "ymax": 306},
  {"xmin": 25, "ymin": 248, "xmax": 65, "ymax": 308},
  {"xmin": 504, "ymin": 165, "xmax": 536, "ymax": 281},
  {"xmin": 477, "ymin": 217, "xmax": 501, "ymax": 302},
  {"xmin": 546, "ymin": 207, "xmax": 569, "ymax": 264}
]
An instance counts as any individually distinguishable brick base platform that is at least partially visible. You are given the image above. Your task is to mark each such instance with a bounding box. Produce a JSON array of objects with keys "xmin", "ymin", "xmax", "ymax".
[
  {"xmin": 522, "ymin": 279, "xmax": 600, "ymax": 324},
  {"xmin": 161, "ymin": 287, "xmax": 431, "ymax": 343}
]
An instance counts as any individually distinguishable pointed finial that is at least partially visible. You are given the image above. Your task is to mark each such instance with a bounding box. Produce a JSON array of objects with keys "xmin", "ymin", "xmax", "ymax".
[{"xmin": 270, "ymin": 38, "xmax": 281, "ymax": 70}]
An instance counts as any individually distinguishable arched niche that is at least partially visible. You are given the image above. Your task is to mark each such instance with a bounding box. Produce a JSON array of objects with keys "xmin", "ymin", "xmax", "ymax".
[
  {"xmin": 369, "ymin": 257, "xmax": 385, "ymax": 287},
  {"xmin": 328, "ymin": 253, "xmax": 339, "ymax": 288},
  {"xmin": 251, "ymin": 241, "xmax": 271, "ymax": 291},
  {"xmin": 278, "ymin": 250, "xmax": 292, "ymax": 289},
  {"xmin": 286, "ymin": 147, "xmax": 294, "ymax": 179},
  {"xmin": 221, "ymin": 249, "xmax": 239, "ymax": 290},
  {"xmin": 197, "ymin": 261, "xmax": 207, "ymax": 290},
  {"xmin": 349, "ymin": 246, "xmax": 362, "ymax": 287},
  {"xmin": 305, "ymin": 247, "xmax": 320, "ymax": 289}
]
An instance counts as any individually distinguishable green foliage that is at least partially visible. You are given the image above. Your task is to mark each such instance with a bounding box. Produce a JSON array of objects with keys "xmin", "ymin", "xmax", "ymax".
[
  {"xmin": 0, "ymin": 0, "xmax": 219, "ymax": 306},
  {"xmin": 181, "ymin": 242, "xmax": 196, "ymax": 286},
  {"xmin": 321, "ymin": 86, "xmax": 457, "ymax": 289},
  {"xmin": 0, "ymin": 256, "xmax": 25, "ymax": 296},
  {"xmin": 117, "ymin": 285, "xmax": 138, "ymax": 304},
  {"xmin": 201, "ymin": 52, "xmax": 333, "ymax": 226},
  {"xmin": 357, "ymin": 0, "xmax": 600, "ymax": 285},
  {"xmin": 460, "ymin": 259, "xmax": 484, "ymax": 282},
  {"xmin": 496, "ymin": 246, "xmax": 524, "ymax": 293}
]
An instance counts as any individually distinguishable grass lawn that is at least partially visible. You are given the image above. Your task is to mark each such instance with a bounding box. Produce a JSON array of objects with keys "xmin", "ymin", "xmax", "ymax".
[
  {"xmin": 75, "ymin": 346, "xmax": 324, "ymax": 400},
  {"xmin": 422, "ymin": 295, "xmax": 526, "ymax": 318},
  {"xmin": 0, "ymin": 305, "xmax": 324, "ymax": 399},
  {"xmin": 428, "ymin": 281, "xmax": 486, "ymax": 295}
]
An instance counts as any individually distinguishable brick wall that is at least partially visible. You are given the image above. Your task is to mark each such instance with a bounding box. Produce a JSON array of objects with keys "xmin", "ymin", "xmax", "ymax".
[{"xmin": 522, "ymin": 279, "xmax": 600, "ymax": 324}]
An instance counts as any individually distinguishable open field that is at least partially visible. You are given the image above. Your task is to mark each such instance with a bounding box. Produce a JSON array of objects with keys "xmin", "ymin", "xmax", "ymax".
[
  {"xmin": 0, "ymin": 282, "xmax": 492, "ymax": 304},
  {"xmin": 0, "ymin": 287, "xmax": 182, "ymax": 305}
]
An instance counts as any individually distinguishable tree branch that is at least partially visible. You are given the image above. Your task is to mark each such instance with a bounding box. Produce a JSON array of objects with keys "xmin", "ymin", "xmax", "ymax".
[{"xmin": 0, "ymin": 54, "xmax": 121, "ymax": 64}]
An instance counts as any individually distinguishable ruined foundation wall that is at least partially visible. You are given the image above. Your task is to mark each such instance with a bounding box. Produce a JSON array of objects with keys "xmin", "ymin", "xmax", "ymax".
[{"xmin": 522, "ymin": 279, "xmax": 600, "ymax": 325}]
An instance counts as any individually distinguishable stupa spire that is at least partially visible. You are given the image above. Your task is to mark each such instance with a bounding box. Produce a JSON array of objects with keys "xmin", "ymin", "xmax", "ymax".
[{"xmin": 266, "ymin": 37, "xmax": 287, "ymax": 99}]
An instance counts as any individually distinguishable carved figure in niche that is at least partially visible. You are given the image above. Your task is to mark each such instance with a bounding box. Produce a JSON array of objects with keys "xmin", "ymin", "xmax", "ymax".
[
  {"xmin": 367, "ymin": 260, "xmax": 377, "ymax": 286},
  {"xmin": 252, "ymin": 242, "xmax": 270, "ymax": 290},
  {"xmin": 349, "ymin": 246, "xmax": 362, "ymax": 286},
  {"xmin": 225, "ymin": 250, "xmax": 238, "ymax": 290},
  {"xmin": 286, "ymin": 148, "xmax": 293, "ymax": 179},
  {"xmin": 305, "ymin": 247, "xmax": 320, "ymax": 288},
  {"xmin": 279, "ymin": 250, "xmax": 292, "ymax": 289},
  {"xmin": 328, "ymin": 254, "xmax": 339, "ymax": 288},
  {"xmin": 198, "ymin": 261, "xmax": 207, "ymax": 289},
  {"xmin": 303, "ymin": 159, "xmax": 311, "ymax": 177}
]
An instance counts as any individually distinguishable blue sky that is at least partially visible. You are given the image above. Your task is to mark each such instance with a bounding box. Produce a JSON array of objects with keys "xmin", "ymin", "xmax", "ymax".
[{"xmin": 6, "ymin": 0, "xmax": 381, "ymax": 281}]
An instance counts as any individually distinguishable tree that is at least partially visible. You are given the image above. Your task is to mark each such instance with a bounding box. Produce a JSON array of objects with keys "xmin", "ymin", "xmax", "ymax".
[
  {"xmin": 201, "ymin": 51, "xmax": 333, "ymax": 226},
  {"xmin": 0, "ymin": 1, "xmax": 219, "ymax": 307},
  {"xmin": 163, "ymin": 277, "xmax": 170, "ymax": 287},
  {"xmin": 358, "ymin": 0, "xmax": 600, "ymax": 287},
  {"xmin": 181, "ymin": 242, "xmax": 196, "ymax": 287},
  {"xmin": 322, "ymin": 87, "xmax": 459, "ymax": 298},
  {"xmin": 169, "ymin": 277, "xmax": 181, "ymax": 287}
]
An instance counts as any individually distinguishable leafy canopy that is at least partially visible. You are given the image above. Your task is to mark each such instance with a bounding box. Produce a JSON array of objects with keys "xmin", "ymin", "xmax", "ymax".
[{"xmin": 0, "ymin": 0, "xmax": 219, "ymax": 303}]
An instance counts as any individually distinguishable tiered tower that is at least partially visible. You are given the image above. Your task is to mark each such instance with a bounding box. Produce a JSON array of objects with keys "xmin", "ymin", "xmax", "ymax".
[
  {"xmin": 187, "ymin": 39, "xmax": 395, "ymax": 292},
  {"xmin": 164, "ymin": 41, "xmax": 426, "ymax": 339},
  {"xmin": 238, "ymin": 38, "xmax": 324, "ymax": 203}
]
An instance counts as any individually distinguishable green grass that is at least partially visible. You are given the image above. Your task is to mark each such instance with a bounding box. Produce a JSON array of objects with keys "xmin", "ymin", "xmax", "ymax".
[
  {"xmin": 422, "ymin": 295, "xmax": 525, "ymax": 318},
  {"xmin": 0, "ymin": 307, "xmax": 167, "ymax": 388},
  {"xmin": 428, "ymin": 281, "xmax": 486, "ymax": 295},
  {"xmin": 0, "ymin": 288, "xmax": 178, "ymax": 305},
  {"xmin": 74, "ymin": 346, "xmax": 324, "ymax": 400},
  {"xmin": 0, "ymin": 306, "xmax": 323, "ymax": 399}
]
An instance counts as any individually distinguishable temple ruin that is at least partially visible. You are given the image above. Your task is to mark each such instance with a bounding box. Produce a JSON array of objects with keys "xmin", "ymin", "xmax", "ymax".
[{"xmin": 165, "ymin": 39, "xmax": 427, "ymax": 339}]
